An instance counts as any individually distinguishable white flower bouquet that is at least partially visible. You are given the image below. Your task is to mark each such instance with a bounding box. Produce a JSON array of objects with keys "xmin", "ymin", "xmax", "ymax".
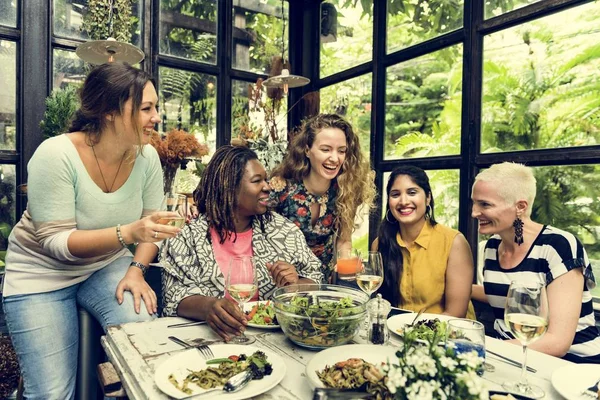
[{"xmin": 382, "ymin": 332, "xmax": 488, "ymax": 400}]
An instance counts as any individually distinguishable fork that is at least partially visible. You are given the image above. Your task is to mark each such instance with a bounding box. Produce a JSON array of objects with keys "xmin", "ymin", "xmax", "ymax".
[
  {"xmin": 168, "ymin": 336, "xmax": 215, "ymax": 359},
  {"xmin": 581, "ymin": 377, "xmax": 600, "ymax": 398},
  {"xmin": 409, "ymin": 307, "xmax": 428, "ymax": 326}
]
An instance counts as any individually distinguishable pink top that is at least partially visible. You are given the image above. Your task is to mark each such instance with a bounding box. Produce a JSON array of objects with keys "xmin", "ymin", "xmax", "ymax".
[{"xmin": 209, "ymin": 227, "xmax": 258, "ymax": 301}]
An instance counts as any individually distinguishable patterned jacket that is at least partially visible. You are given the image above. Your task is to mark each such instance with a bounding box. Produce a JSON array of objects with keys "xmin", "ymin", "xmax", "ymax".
[{"xmin": 160, "ymin": 212, "xmax": 324, "ymax": 316}]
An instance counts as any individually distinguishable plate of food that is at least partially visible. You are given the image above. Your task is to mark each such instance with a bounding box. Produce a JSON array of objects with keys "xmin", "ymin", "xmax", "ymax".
[
  {"xmin": 243, "ymin": 300, "xmax": 279, "ymax": 329},
  {"xmin": 154, "ymin": 344, "xmax": 286, "ymax": 399},
  {"xmin": 305, "ymin": 344, "xmax": 399, "ymax": 396},
  {"xmin": 386, "ymin": 312, "xmax": 454, "ymax": 341},
  {"xmin": 551, "ymin": 363, "xmax": 600, "ymax": 400}
]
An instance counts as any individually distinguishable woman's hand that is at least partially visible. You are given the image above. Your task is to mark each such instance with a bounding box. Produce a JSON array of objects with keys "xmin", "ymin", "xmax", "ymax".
[
  {"xmin": 206, "ymin": 298, "xmax": 247, "ymax": 341},
  {"xmin": 267, "ymin": 261, "xmax": 300, "ymax": 287},
  {"xmin": 115, "ymin": 267, "xmax": 157, "ymax": 315},
  {"xmin": 121, "ymin": 211, "xmax": 182, "ymax": 243}
]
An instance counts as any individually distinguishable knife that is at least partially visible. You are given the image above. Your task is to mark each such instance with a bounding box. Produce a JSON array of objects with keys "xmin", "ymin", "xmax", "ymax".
[
  {"xmin": 487, "ymin": 350, "xmax": 536, "ymax": 373},
  {"xmin": 167, "ymin": 320, "xmax": 207, "ymax": 328}
]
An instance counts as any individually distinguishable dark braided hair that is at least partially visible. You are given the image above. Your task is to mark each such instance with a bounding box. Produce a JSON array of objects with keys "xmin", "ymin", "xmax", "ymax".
[
  {"xmin": 194, "ymin": 145, "xmax": 272, "ymax": 244},
  {"xmin": 376, "ymin": 166, "xmax": 437, "ymax": 306}
]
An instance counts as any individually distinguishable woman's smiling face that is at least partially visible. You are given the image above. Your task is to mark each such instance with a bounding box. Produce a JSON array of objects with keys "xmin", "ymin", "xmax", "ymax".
[
  {"xmin": 236, "ymin": 159, "xmax": 271, "ymax": 220},
  {"xmin": 471, "ymin": 180, "xmax": 516, "ymax": 235},
  {"xmin": 305, "ymin": 127, "xmax": 347, "ymax": 182},
  {"xmin": 388, "ymin": 174, "xmax": 430, "ymax": 227}
]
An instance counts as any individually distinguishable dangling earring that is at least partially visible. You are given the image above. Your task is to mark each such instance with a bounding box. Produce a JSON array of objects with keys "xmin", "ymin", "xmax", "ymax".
[
  {"xmin": 513, "ymin": 217, "xmax": 524, "ymax": 245},
  {"xmin": 385, "ymin": 209, "xmax": 396, "ymax": 223}
]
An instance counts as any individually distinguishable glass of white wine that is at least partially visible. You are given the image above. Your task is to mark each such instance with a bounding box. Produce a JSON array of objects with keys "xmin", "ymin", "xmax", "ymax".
[
  {"xmin": 159, "ymin": 193, "xmax": 187, "ymax": 228},
  {"xmin": 503, "ymin": 281, "xmax": 549, "ymax": 398},
  {"xmin": 356, "ymin": 251, "xmax": 384, "ymax": 296},
  {"xmin": 226, "ymin": 256, "xmax": 258, "ymax": 345}
]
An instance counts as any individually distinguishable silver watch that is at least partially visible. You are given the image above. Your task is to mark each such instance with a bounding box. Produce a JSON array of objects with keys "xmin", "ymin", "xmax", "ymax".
[{"xmin": 129, "ymin": 261, "xmax": 148, "ymax": 275}]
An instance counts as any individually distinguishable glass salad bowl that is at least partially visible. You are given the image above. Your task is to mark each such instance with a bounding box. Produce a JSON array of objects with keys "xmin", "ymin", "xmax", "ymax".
[{"xmin": 272, "ymin": 284, "xmax": 369, "ymax": 350}]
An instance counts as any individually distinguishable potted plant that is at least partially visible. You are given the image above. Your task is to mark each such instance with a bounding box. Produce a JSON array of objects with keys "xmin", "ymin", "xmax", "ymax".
[{"xmin": 149, "ymin": 129, "xmax": 209, "ymax": 194}]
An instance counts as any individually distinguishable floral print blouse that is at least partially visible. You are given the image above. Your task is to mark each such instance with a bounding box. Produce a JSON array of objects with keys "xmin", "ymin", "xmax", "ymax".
[{"xmin": 269, "ymin": 176, "xmax": 338, "ymax": 282}]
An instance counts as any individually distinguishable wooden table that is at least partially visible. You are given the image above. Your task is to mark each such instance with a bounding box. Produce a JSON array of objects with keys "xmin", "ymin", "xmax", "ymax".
[{"xmin": 102, "ymin": 317, "xmax": 570, "ymax": 399}]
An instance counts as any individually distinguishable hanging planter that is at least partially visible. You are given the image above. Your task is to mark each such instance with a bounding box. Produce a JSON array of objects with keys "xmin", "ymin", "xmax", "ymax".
[{"xmin": 81, "ymin": 0, "xmax": 135, "ymax": 42}]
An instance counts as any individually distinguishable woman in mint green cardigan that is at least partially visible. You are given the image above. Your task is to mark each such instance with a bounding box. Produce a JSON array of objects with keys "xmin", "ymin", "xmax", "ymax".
[{"xmin": 2, "ymin": 62, "xmax": 180, "ymax": 400}]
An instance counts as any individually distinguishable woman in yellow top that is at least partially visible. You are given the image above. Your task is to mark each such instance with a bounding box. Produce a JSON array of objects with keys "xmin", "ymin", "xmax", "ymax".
[{"xmin": 373, "ymin": 166, "xmax": 474, "ymax": 317}]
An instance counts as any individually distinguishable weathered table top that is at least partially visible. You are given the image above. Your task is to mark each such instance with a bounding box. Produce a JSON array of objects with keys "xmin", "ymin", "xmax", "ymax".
[{"xmin": 102, "ymin": 317, "xmax": 570, "ymax": 399}]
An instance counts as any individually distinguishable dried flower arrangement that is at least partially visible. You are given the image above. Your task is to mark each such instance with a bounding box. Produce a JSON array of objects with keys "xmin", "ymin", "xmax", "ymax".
[{"xmin": 149, "ymin": 129, "xmax": 209, "ymax": 193}]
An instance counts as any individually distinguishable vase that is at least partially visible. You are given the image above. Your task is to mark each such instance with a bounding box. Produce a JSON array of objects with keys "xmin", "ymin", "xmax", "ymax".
[{"xmin": 163, "ymin": 165, "xmax": 179, "ymax": 194}]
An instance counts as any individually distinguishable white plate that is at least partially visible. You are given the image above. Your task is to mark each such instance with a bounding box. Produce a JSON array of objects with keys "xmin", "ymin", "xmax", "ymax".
[
  {"xmin": 386, "ymin": 312, "xmax": 454, "ymax": 337},
  {"xmin": 551, "ymin": 363, "xmax": 600, "ymax": 400},
  {"xmin": 305, "ymin": 344, "xmax": 399, "ymax": 389},
  {"xmin": 243, "ymin": 300, "xmax": 280, "ymax": 329},
  {"xmin": 154, "ymin": 344, "xmax": 286, "ymax": 399}
]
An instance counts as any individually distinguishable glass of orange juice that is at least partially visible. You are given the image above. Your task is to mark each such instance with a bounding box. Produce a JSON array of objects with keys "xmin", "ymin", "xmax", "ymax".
[{"xmin": 336, "ymin": 249, "xmax": 362, "ymax": 281}]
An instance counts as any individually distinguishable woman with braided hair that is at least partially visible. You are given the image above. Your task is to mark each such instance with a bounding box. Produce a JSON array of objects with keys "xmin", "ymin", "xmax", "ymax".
[
  {"xmin": 160, "ymin": 145, "xmax": 322, "ymax": 341},
  {"xmin": 269, "ymin": 114, "xmax": 376, "ymax": 283}
]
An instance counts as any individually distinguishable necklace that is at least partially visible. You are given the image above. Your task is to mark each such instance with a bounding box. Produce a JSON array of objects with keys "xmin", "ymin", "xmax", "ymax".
[{"xmin": 91, "ymin": 145, "xmax": 126, "ymax": 193}]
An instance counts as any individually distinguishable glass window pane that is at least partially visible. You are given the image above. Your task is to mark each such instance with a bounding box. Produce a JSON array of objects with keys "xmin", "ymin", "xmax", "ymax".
[
  {"xmin": 0, "ymin": 164, "xmax": 16, "ymax": 278},
  {"xmin": 382, "ymin": 169, "xmax": 459, "ymax": 231},
  {"xmin": 387, "ymin": 0, "xmax": 463, "ymax": 54},
  {"xmin": 231, "ymin": 79, "xmax": 288, "ymax": 144},
  {"xmin": 0, "ymin": 0, "xmax": 17, "ymax": 27},
  {"xmin": 158, "ymin": 67, "xmax": 217, "ymax": 152},
  {"xmin": 320, "ymin": 0, "xmax": 373, "ymax": 78},
  {"xmin": 0, "ymin": 40, "xmax": 17, "ymax": 151},
  {"xmin": 485, "ymin": 0, "xmax": 542, "ymax": 19},
  {"xmin": 159, "ymin": 0, "xmax": 217, "ymax": 64},
  {"xmin": 53, "ymin": 48, "xmax": 87, "ymax": 90},
  {"xmin": 54, "ymin": 0, "xmax": 143, "ymax": 45},
  {"xmin": 481, "ymin": 2, "xmax": 600, "ymax": 153},
  {"xmin": 384, "ymin": 45, "xmax": 463, "ymax": 160},
  {"xmin": 232, "ymin": 0, "xmax": 288, "ymax": 74},
  {"xmin": 320, "ymin": 74, "xmax": 372, "ymax": 255}
]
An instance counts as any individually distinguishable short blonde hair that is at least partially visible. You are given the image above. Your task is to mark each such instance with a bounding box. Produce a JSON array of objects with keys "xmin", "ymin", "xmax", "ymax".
[{"xmin": 474, "ymin": 162, "xmax": 536, "ymax": 217}]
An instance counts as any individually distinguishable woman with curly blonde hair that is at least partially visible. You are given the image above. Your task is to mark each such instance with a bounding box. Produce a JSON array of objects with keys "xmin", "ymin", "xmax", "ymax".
[{"xmin": 269, "ymin": 114, "xmax": 376, "ymax": 282}]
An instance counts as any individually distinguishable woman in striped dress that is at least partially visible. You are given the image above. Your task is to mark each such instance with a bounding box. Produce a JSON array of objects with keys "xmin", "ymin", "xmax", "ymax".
[{"xmin": 471, "ymin": 162, "xmax": 600, "ymax": 363}]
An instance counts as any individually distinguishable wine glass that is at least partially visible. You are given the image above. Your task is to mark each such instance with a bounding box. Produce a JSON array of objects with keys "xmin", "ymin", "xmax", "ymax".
[
  {"xmin": 336, "ymin": 248, "xmax": 362, "ymax": 281},
  {"xmin": 356, "ymin": 251, "xmax": 384, "ymax": 296},
  {"xmin": 502, "ymin": 281, "xmax": 549, "ymax": 398},
  {"xmin": 447, "ymin": 319, "xmax": 486, "ymax": 375},
  {"xmin": 159, "ymin": 193, "xmax": 187, "ymax": 228},
  {"xmin": 225, "ymin": 256, "xmax": 258, "ymax": 345}
]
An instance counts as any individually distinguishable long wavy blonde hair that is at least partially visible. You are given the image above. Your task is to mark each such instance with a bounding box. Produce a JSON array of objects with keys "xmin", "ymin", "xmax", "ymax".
[{"xmin": 272, "ymin": 114, "xmax": 376, "ymax": 238}]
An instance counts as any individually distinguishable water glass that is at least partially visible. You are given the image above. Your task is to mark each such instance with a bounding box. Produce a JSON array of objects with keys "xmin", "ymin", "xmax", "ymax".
[
  {"xmin": 336, "ymin": 248, "xmax": 362, "ymax": 281},
  {"xmin": 447, "ymin": 319, "xmax": 486, "ymax": 375}
]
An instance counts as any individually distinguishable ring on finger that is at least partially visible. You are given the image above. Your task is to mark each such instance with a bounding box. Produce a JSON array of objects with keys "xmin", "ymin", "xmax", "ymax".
[{"xmin": 153, "ymin": 231, "xmax": 159, "ymax": 239}]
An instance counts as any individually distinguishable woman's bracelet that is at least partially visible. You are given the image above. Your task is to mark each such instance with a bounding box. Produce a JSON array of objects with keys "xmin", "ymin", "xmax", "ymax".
[{"xmin": 116, "ymin": 224, "xmax": 128, "ymax": 247}]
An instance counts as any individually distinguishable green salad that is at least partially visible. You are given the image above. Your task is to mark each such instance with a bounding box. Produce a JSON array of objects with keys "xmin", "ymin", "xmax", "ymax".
[
  {"xmin": 276, "ymin": 295, "xmax": 363, "ymax": 347},
  {"xmin": 399, "ymin": 318, "xmax": 448, "ymax": 343},
  {"xmin": 245, "ymin": 301, "xmax": 277, "ymax": 325}
]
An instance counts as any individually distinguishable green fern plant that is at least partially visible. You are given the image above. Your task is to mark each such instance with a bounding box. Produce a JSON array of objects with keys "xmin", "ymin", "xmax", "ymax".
[{"xmin": 39, "ymin": 86, "xmax": 79, "ymax": 139}]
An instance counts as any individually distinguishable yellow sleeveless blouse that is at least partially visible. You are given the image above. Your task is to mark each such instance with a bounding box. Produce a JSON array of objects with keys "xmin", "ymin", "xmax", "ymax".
[{"xmin": 395, "ymin": 222, "xmax": 476, "ymax": 319}]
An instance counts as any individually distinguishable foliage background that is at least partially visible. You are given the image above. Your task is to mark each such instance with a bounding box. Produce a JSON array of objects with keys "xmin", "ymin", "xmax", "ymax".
[{"xmin": 319, "ymin": 0, "xmax": 600, "ymax": 293}]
